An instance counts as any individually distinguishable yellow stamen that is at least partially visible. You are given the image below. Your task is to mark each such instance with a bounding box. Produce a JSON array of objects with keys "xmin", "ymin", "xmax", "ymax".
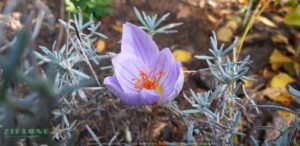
[{"xmin": 155, "ymin": 86, "xmax": 163, "ymax": 104}]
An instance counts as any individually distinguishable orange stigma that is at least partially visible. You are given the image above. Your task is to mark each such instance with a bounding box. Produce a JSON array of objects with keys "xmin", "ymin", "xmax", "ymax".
[{"xmin": 132, "ymin": 67, "xmax": 164, "ymax": 90}]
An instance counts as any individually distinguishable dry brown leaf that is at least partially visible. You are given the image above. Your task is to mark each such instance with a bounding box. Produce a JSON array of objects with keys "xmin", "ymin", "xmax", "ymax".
[
  {"xmin": 238, "ymin": 0, "xmax": 249, "ymax": 4},
  {"xmin": 272, "ymin": 15, "xmax": 284, "ymax": 23},
  {"xmin": 151, "ymin": 122, "xmax": 167, "ymax": 138},
  {"xmin": 257, "ymin": 16, "xmax": 277, "ymax": 28},
  {"xmin": 112, "ymin": 25, "xmax": 123, "ymax": 33},
  {"xmin": 244, "ymin": 33, "xmax": 262, "ymax": 42},
  {"xmin": 294, "ymin": 62, "xmax": 300, "ymax": 75},
  {"xmin": 207, "ymin": 14, "xmax": 218, "ymax": 24},
  {"xmin": 286, "ymin": 45, "xmax": 296, "ymax": 55},
  {"xmin": 262, "ymin": 68, "xmax": 274, "ymax": 79},
  {"xmin": 271, "ymin": 34, "xmax": 289, "ymax": 44},
  {"xmin": 177, "ymin": 4, "xmax": 192, "ymax": 19}
]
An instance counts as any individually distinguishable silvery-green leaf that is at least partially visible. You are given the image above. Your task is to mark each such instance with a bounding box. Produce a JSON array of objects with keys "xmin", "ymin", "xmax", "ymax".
[
  {"xmin": 133, "ymin": 7, "xmax": 147, "ymax": 27},
  {"xmin": 181, "ymin": 109, "xmax": 201, "ymax": 115},
  {"xmin": 250, "ymin": 135, "xmax": 259, "ymax": 146},
  {"xmin": 187, "ymin": 121, "xmax": 195, "ymax": 144},
  {"xmin": 154, "ymin": 13, "xmax": 170, "ymax": 28},
  {"xmin": 195, "ymin": 55, "xmax": 215, "ymax": 60},
  {"xmin": 71, "ymin": 69, "xmax": 90, "ymax": 79},
  {"xmin": 288, "ymin": 85, "xmax": 300, "ymax": 98}
]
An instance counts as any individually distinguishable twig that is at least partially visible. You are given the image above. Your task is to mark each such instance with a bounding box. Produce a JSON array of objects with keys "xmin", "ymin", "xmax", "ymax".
[
  {"xmin": 56, "ymin": 0, "xmax": 65, "ymax": 50},
  {"xmin": 85, "ymin": 124, "xmax": 102, "ymax": 146}
]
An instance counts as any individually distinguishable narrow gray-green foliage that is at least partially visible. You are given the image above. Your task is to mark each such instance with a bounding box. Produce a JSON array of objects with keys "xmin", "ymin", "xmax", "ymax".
[
  {"xmin": 34, "ymin": 8, "xmax": 109, "ymax": 144},
  {"xmin": 175, "ymin": 31, "xmax": 300, "ymax": 145},
  {"xmin": 134, "ymin": 7, "xmax": 182, "ymax": 36},
  {"xmin": 178, "ymin": 32, "xmax": 255, "ymax": 145}
]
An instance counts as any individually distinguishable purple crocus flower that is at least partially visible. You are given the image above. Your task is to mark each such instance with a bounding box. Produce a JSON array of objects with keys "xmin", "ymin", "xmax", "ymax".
[{"xmin": 104, "ymin": 22, "xmax": 184, "ymax": 106}]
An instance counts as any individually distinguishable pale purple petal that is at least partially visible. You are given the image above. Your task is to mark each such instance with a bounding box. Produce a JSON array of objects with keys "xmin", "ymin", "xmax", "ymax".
[
  {"xmin": 112, "ymin": 53, "xmax": 145, "ymax": 94},
  {"xmin": 139, "ymin": 89, "xmax": 161, "ymax": 105},
  {"xmin": 121, "ymin": 22, "xmax": 159, "ymax": 65},
  {"xmin": 159, "ymin": 63, "xmax": 184, "ymax": 104},
  {"xmin": 150, "ymin": 48, "xmax": 178, "ymax": 98}
]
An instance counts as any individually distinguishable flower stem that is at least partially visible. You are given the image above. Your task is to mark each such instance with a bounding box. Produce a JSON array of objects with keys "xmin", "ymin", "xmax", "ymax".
[{"xmin": 147, "ymin": 105, "xmax": 159, "ymax": 141}]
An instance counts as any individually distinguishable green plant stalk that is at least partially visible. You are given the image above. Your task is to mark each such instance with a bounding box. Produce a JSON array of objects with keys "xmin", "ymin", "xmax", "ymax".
[
  {"xmin": 0, "ymin": 28, "xmax": 30, "ymax": 101},
  {"xmin": 236, "ymin": 0, "xmax": 270, "ymax": 60}
]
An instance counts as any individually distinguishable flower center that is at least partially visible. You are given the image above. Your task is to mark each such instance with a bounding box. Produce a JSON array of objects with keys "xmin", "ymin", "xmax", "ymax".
[{"xmin": 132, "ymin": 67, "xmax": 164, "ymax": 90}]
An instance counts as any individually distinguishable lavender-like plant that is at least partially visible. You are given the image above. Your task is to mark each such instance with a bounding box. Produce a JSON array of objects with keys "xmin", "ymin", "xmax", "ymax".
[
  {"xmin": 34, "ymin": 8, "xmax": 109, "ymax": 144},
  {"xmin": 178, "ymin": 32, "xmax": 256, "ymax": 145}
]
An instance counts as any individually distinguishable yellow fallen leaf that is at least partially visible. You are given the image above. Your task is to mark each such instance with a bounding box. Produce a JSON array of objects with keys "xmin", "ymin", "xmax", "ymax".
[
  {"xmin": 226, "ymin": 20, "xmax": 239, "ymax": 31},
  {"xmin": 270, "ymin": 73, "xmax": 294, "ymax": 88},
  {"xmin": 226, "ymin": 16, "xmax": 241, "ymax": 31},
  {"xmin": 257, "ymin": 16, "xmax": 277, "ymax": 28},
  {"xmin": 263, "ymin": 87, "xmax": 282, "ymax": 98},
  {"xmin": 277, "ymin": 111, "xmax": 296, "ymax": 125},
  {"xmin": 270, "ymin": 49, "xmax": 292, "ymax": 70},
  {"xmin": 243, "ymin": 79, "xmax": 254, "ymax": 88},
  {"xmin": 271, "ymin": 34, "xmax": 289, "ymax": 44},
  {"xmin": 267, "ymin": 93, "xmax": 292, "ymax": 107},
  {"xmin": 263, "ymin": 73, "xmax": 295, "ymax": 106},
  {"xmin": 173, "ymin": 49, "xmax": 192, "ymax": 63},
  {"xmin": 95, "ymin": 39, "xmax": 106, "ymax": 53},
  {"xmin": 217, "ymin": 26, "xmax": 233, "ymax": 43},
  {"xmin": 270, "ymin": 49, "xmax": 292, "ymax": 64}
]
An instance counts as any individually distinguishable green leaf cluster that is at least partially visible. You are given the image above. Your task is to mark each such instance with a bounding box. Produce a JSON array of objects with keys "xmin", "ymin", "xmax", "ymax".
[{"xmin": 65, "ymin": 0, "xmax": 113, "ymax": 21}]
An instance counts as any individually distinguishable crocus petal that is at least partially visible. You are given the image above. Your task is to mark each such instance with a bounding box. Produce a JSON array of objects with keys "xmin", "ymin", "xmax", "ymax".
[
  {"xmin": 159, "ymin": 62, "xmax": 184, "ymax": 104},
  {"xmin": 140, "ymin": 89, "xmax": 161, "ymax": 105},
  {"xmin": 112, "ymin": 53, "xmax": 145, "ymax": 94},
  {"xmin": 104, "ymin": 76, "xmax": 144, "ymax": 105},
  {"xmin": 150, "ymin": 48, "xmax": 178, "ymax": 97},
  {"xmin": 121, "ymin": 22, "xmax": 159, "ymax": 65}
]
